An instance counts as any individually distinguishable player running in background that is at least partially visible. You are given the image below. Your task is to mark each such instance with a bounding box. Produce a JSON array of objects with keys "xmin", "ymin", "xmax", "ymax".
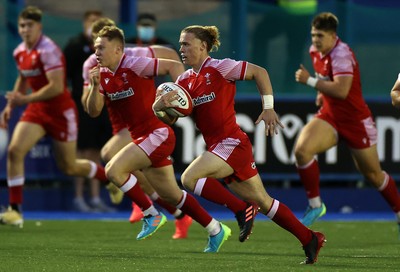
[
  {"xmin": 86, "ymin": 26, "xmax": 230, "ymax": 252},
  {"xmin": 153, "ymin": 24, "xmax": 326, "ymax": 264},
  {"xmin": 82, "ymin": 18, "xmax": 192, "ymax": 239},
  {"xmin": 294, "ymin": 12, "xmax": 400, "ymax": 230},
  {"xmin": 0, "ymin": 6, "xmax": 109, "ymax": 227}
]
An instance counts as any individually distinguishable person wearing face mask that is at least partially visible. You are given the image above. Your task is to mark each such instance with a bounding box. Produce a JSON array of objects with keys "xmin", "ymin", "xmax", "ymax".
[
  {"xmin": 126, "ymin": 13, "xmax": 175, "ymax": 50},
  {"xmin": 64, "ymin": 10, "xmax": 114, "ymax": 213}
]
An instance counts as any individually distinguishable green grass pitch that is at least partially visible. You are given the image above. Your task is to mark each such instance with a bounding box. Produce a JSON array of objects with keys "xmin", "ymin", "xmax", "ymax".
[{"xmin": 0, "ymin": 219, "xmax": 399, "ymax": 271}]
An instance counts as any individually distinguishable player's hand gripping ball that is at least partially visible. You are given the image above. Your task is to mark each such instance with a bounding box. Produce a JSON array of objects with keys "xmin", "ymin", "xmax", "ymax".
[{"xmin": 156, "ymin": 82, "xmax": 193, "ymax": 117}]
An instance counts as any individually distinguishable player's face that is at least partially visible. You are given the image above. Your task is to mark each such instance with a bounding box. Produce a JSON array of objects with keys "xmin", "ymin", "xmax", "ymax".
[
  {"xmin": 18, "ymin": 18, "xmax": 42, "ymax": 48},
  {"xmin": 94, "ymin": 37, "xmax": 120, "ymax": 69},
  {"xmin": 179, "ymin": 32, "xmax": 207, "ymax": 70},
  {"xmin": 311, "ymin": 27, "xmax": 337, "ymax": 55}
]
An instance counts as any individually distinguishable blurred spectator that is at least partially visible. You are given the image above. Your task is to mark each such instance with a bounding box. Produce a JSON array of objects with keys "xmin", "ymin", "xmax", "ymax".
[
  {"xmin": 126, "ymin": 13, "xmax": 175, "ymax": 49},
  {"xmin": 64, "ymin": 10, "xmax": 114, "ymax": 212}
]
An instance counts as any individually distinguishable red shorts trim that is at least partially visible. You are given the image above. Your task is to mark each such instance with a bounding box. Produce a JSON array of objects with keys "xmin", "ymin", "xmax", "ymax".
[
  {"xmin": 134, "ymin": 126, "xmax": 175, "ymax": 168},
  {"xmin": 316, "ymin": 111, "xmax": 377, "ymax": 149},
  {"xmin": 20, "ymin": 102, "xmax": 78, "ymax": 142},
  {"xmin": 209, "ymin": 131, "xmax": 258, "ymax": 183}
]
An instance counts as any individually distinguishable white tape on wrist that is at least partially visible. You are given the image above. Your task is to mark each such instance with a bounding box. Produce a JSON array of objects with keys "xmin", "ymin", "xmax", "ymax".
[
  {"xmin": 262, "ymin": 95, "xmax": 274, "ymax": 110},
  {"xmin": 306, "ymin": 77, "xmax": 318, "ymax": 88}
]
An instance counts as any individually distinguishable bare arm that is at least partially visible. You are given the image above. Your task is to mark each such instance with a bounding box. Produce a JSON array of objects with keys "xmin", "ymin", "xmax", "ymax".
[
  {"xmin": 390, "ymin": 77, "xmax": 400, "ymax": 109},
  {"xmin": 157, "ymin": 59, "xmax": 185, "ymax": 82},
  {"xmin": 0, "ymin": 75, "xmax": 30, "ymax": 128},
  {"xmin": 81, "ymin": 85, "xmax": 90, "ymax": 112},
  {"xmin": 150, "ymin": 45, "xmax": 182, "ymax": 62},
  {"xmin": 86, "ymin": 65, "xmax": 105, "ymax": 117},
  {"xmin": 245, "ymin": 63, "xmax": 284, "ymax": 136},
  {"xmin": 6, "ymin": 69, "xmax": 64, "ymax": 108},
  {"xmin": 295, "ymin": 64, "xmax": 352, "ymax": 99}
]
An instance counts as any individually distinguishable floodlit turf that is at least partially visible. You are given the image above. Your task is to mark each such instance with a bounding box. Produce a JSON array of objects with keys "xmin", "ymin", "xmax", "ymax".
[{"xmin": 0, "ymin": 220, "xmax": 399, "ymax": 271}]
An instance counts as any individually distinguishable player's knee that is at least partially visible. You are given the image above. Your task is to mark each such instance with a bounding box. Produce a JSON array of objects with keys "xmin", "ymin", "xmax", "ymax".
[
  {"xmin": 7, "ymin": 144, "xmax": 26, "ymax": 162},
  {"xmin": 180, "ymin": 171, "xmax": 196, "ymax": 191},
  {"xmin": 58, "ymin": 162, "xmax": 76, "ymax": 176},
  {"xmin": 104, "ymin": 161, "xmax": 118, "ymax": 182},
  {"xmin": 294, "ymin": 145, "xmax": 311, "ymax": 164},
  {"xmin": 100, "ymin": 146, "xmax": 111, "ymax": 163}
]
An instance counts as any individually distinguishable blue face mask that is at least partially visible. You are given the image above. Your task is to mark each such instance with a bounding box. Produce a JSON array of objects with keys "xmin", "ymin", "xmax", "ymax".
[{"xmin": 138, "ymin": 26, "xmax": 155, "ymax": 42}]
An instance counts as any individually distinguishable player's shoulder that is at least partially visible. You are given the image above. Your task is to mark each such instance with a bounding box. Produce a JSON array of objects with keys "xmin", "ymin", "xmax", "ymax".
[
  {"xmin": 125, "ymin": 46, "xmax": 152, "ymax": 57},
  {"xmin": 331, "ymin": 39, "xmax": 353, "ymax": 59},
  {"xmin": 37, "ymin": 35, "xmax": 59, "ymax": 50},
  {"xmin": 83, "ymin": 53, "xmax": 97, "ymax": 68},
  {"xmin": 13, "ymin": 42, "xmax": 26, "ymax": 57}
]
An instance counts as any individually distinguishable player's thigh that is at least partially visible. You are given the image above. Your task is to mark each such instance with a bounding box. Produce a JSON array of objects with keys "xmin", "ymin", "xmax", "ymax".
[
  {"xmin": 143, "ymin": 165, "xmax": 182, "ymax": 203},
  {"xmin": 8, "ymin": 121, "xmax": 46, "ymax": 157},
  {"xmin": 183, "ymin": 151, "xmax": 234, "ymax": 181},
  {"xmin": 52, "ymin": 140, "xmax": 79, "ymax": 170},
  {"xmin": 101, "ymin": 128, "xmax": 131, "ymax": 162},
  {"xmin": 107, "ymin": 142, "xmax": 151, "ymax": 176},
  {"xmin": 295, "ymin": 117, "xmax": 337, "ymax": 155}
]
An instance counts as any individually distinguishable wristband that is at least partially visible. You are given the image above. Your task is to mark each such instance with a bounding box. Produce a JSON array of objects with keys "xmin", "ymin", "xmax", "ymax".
[
  {"xmin": 306, "ymin": 77, "xmax": 318, "ymax": 88},
  {"xmin": 262, "ymin": 95, "xmax": 274, "ymax": 110}
]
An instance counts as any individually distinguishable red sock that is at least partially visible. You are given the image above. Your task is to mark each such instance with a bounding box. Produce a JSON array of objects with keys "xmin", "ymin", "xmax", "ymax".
[
  {"xmin": 379, "ymin": 173, "xmax": 400, "ymax": 212},
  {"xmin": 9, "ymin": 185, "xmax": 23, "ymax": 205},
  {"xmin": 154, "ymin": 197, "xmax": 178, "ymax": 215},
  {"xmin": 177, "ymin": 191, "xmax": 212, "ymax": 227},
  {"xmin": 123, "ymin": 180, "xmax": 152, "ymax": 211},
  {"xmin": 267, "ymin": 199, "xmax": 312, "ymax": 246},
  {"xmin": 94, "ymin": 164, "xmax": 108, "ymax": 184},
  {"xmin": 195, "ymin": 177, "xmax": 246, "ymax": 214},
  {"xmin": 297, "ymin": 159, "xmax": 320, "ymax": 198}
]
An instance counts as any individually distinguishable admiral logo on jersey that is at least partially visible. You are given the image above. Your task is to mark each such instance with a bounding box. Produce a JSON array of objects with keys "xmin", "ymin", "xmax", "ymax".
[
  {"xmin": 108, "ymin": 87, "xmax": 135, "ymax": 101},
  {"xmin": 20, "ymin": 68, "xmax": 41, "ymax": 77},
  {"xmin": 193, "ymin": 92, "xmax": 215, "ymax": 106}
]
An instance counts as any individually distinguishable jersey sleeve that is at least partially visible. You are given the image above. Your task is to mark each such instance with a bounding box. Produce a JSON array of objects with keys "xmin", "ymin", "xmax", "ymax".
[
  {"xmin": 331, "ymin": 47, "xmax": 354, "ymax": 77},
  {"xmin": 215, "ymin": 58, "xmax": 247, "ymax": 81},
  {"xmin": 125, "ymin": 47, "xmax": 153, "ymax": 58},
  {"xmin": 40, "ymin": 48, "xmax": 64, "ymax": 73},
  {"xmin": 124, "ymin": 56, "xmax": 158, "ymax": 77},
  {"xmin": 82, "ymin": 54, "xmax": 97, "ymax": 87}
]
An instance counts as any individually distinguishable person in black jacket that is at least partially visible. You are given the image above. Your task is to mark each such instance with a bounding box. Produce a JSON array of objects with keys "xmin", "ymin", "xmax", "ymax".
[
  {"xmin": 64, "ymin": 10, "xmax": 114, "ymax": 212},
  {"xmin": 126, "ymin": 13, "xmax": 174, "ymax": 49}
]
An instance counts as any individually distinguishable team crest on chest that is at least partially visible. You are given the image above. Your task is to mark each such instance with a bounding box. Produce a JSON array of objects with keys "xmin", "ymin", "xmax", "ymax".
[
  {"xmin": 122, "ymin": 73, "xmax": 128, "ymax": 84},
  {"xmin": 204, "ymin": 73, "xmax": 211, "ymax": 85},
  {"xmin": 31, "ymin": 53, "xmax": 37, "ymax": 66}
]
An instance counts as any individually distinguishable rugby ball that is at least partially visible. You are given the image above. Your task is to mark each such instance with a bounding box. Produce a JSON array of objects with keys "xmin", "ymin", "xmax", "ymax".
[{"xmin": 156, "ymin": 82, "xmax": 193, "ymax": 117}]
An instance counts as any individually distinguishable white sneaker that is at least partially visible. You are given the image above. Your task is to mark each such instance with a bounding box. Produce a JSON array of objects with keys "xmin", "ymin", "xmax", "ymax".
[
  {"xmin": 73, "ymin": 198, "xmax": 93, "ymax": 212},
  {"xmin": 0, "ymin": 207, "xmax": 23, "ymax": 228},
  {"xmin": 90, "ymin": 199, "xmax": 116, "ymax": 213}
]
